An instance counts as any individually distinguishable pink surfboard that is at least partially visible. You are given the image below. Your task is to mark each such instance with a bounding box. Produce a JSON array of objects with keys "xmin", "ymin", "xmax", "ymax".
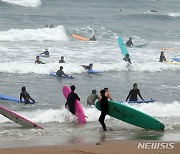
[
  {"xmin": 62, "ymin": 85, "xmax": 86, "ymax": 124},
  {"xmin": 0, "ymin": 105, "xmax": 43, "ymax": 129}
]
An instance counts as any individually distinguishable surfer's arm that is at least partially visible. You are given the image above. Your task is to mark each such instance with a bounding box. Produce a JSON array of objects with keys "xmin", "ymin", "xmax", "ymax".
[
  {"xmin": 138, "ymin": 90, "xmax": 143, "ymax": 100},
  {"xmin": 20, "ymin": 93, "xmax": 23, "ymax": 102},
  {"xmin": 126, "ymin": 91, "xmax": 131, "ymax": 101},
  {"xmin": 75, "ymin": 94, "xmax": 80, "ymax": 101}
]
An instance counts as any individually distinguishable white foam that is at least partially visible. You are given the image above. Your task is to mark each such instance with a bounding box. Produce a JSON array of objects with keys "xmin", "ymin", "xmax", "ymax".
[
  {"xmin": 168, "ymin": 13, "xmax": 180, "ymax": 17},
  {"xmin": 1, "ymin": 0, "xmax": 41, "ymax": 7}
]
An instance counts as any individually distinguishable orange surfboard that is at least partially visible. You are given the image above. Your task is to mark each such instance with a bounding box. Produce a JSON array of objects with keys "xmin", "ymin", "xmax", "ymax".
[{"xmin": 72, "ymin": 34, "xmax": 89, "ymax": 41}]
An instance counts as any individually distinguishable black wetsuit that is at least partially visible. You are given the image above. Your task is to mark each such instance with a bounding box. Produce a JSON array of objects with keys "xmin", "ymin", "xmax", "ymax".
[
  {"xmin": 99, "ymin": 95, "xmax": 109, "ymax": 131},
  {"xmin": 126, "ymin": 40, "xmax": 133, "ymax": 47},
  {"xmin": 41, "ymin": 51, "xmax": 49, "ymax": 56},
  {"xmin": 89, "ymin": 38, "xmax": 96, "ymax": 41},
  {"xmin": 59, "ymin": 60, "xmax": 65, "ymax": 63},
  {"xmin": 82, "ymin": 65, "xmax": 92, "ymax": 70},
  {"xmin": 65, "ymin": 92, "xmax": 80, "ymax": 115},
  {"xmin": 123, "ymin": 57, "xmax": 132, "ymax": 64},
  {"xmin": 20, "ymin": 92, "xmax": 35, "ymax": 104},
  {"xmin": 56, "ymin": 70, "xmax": 66, "ymax": 77},
  {"xmin": 126, "ymin": 89, "xmax": 143, "ymax": 101},
  {"xmin": 35, "ymin": 60, "xmax": 45, "ymax": 64},
  {"xmin": 159, "ymin": 55, "xmax": 166, "ymax": 62}
]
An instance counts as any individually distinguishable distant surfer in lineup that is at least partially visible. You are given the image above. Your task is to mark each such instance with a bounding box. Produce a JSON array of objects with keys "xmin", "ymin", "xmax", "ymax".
[
  {"xmin": 89, "ymin": 36, "xmax": 96, "ymax": 41},
  {"xmin": 59, "ymin": 56, "xmax": 65, "ymax": 63},
  {"xmin": 65, "ymin": 85, "xmax": 80, "ymax": 115},
  {"xmin": 87, "ymin": 89, "xmax": 99, "ymax": 106},
  {"xmin": 20, "ymin": 87, "xmax": 35, "ymax": 104},
  {"xmin": 41, "ymin": 48, "xmax": 50, "ymax": 56},
  {"xmin": 123, "ymin": 54, "xmax": 132, "ymax": 64},
  {"xmin": 126, "ymin": 83, "xmax": 144, "ymax": 102},
  {"xmin": 104, "ymin": 88, "xmax": 113, "ymax": 101},
  {"xmin": 82, "ymin": 63, "xmax": 93, "ymax": 70},
  {"xmin": 159, "ymin": 51, "xmax": 166, "ymax": 62},
  {"xmin": 56, "ymin": 66, "xmax": 68, "ymax": 77},
  {"xmin": 98, "ymin": 89, "xmax": 109, "ymax": 131},
  {"xmin": 126, "ymin": 38, "xmax": 133, "ymax": 47},
  {"xmin": 35, "ymin": 56, "xmax": 45, "ymax": 64}
]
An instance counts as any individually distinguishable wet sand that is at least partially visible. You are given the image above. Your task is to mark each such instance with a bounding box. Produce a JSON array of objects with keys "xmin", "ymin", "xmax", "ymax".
[{"xmin": 0, "ymin": 141, "xmax": 179, "ymax": 154}]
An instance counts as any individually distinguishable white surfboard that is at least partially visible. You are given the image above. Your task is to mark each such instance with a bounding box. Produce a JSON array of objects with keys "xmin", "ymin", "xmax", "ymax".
[{"xmin": 0, "ymin": 105, "xmax": 43, "ymax": 129}]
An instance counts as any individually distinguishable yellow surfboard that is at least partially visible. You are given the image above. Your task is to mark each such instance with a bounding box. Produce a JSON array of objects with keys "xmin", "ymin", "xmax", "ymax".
[{"xmin": 72, "ymin": 34, "xmax": 89, "ymax": 41}]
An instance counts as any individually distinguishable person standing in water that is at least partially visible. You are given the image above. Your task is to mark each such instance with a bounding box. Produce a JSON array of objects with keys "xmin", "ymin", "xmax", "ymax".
[
  {"xmin": 20, "ymin": 87, "xmax": 35, "ymax": 104},
  {"xmin": 98, "ymin": 89, "xmax": 109, "ymax": 131},
  {"xmin": 65, "ymin": 85, "xmax": 80, "ymax": 115},
  {"xmin": 87, "ymin": 89, "xmax": 99, "ymax": 106},
  {"xmin": 126, "ymin": 38, "xmax": 133, "ymax": 47},
  {"xmin": 59, "ymin": 56, "xmax": 65, "ymax": 63},
  {"xmin": 126, "ymin": 83, "xmax": 144, "ymax": 102},
  {"xmin": 123, "ymin": 54, "xmax": 132, "ymax": 64},
  {"xmin": 159, "ymin": 51, "xmax": 166, "ymax": 62}
]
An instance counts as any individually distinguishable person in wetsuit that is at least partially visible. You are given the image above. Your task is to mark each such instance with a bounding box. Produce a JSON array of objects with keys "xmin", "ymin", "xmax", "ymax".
[
  {"xmin": 104, "ymin": 88, "xmax": 113, "ymax": 101},
  {"xmin": 126, "ymin": 83, "xmax": 144, "ymax": 102},
  {"xmin": 59, "ymin": 56, "xmax": 65, "ymax": 63},
  {"xmin": 41, "ymin": 49, "xmax": 50, "ymax": 56},
  {"xmin": 159, "ymin": 51, "xmax": 166, "ymax": 62},
  {"xmin": 56, "ymin": 66, "xmax": 68, "ymax": 77},
  {"xmin": 126, "ymin": 38, "xmax": 133, "ymax": 47},
  {"xmin": 98, "ymin": 89, "xmax": 109, "ymax": 131},
  {"xmin": 87, "ymin": 89, "xmax": 99, "ymax": 106},
  {"xmin": 35, "ymin": 56, "xmax": 45, "ymax": 64},
  {"xmin": 65, "ymin": 85, "xmax": 80, "ymax": 115},
  {"xmin": 82, "ymin": 63, "xmax": 93, "ymax": 70},
  {"xmin": 20, "ymin": 87, "xmax": 35, "ymax": 104},
  {"xmin": 89, "ymin": 36, "xmax": 96, "ymax": 41},
  {"xmin": 123, "ymin": 54, "xmax": 132, "ymax": 64}
]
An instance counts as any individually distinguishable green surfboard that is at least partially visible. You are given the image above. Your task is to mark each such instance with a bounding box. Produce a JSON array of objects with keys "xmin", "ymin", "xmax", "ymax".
[
  {"xmin": 95, "ymin": 101, "xmax": 164, "ymax": 131},
  {"xmin": 118, "ymin": 37, "xmax": 129, "ymax": 57}
]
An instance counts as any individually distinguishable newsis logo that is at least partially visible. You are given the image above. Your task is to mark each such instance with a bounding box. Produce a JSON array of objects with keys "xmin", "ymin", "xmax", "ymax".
[{"xmin": 137, "ymin": 142, "xmax": 175, "ymax": 150}]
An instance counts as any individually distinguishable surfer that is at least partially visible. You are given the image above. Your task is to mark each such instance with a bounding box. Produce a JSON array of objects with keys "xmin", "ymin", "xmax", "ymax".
[
  {"xmin": 65, "ymin": 85, "xmax": 80, "ymax": 115},
  {"xmin": 126, "ymin": 83, "xmax": 144, "ymax": 102},
  {"xmin": 123, "ymin": 54, "xmax": 132, "ymax": 64},
  {"xmin": 104, "ymin": 88, "xmax": 113, "ymax": 101},
  {"xmin": 98, "ymin": 89, "xmax": 109, "ymax": 131},
  {"xmin": 87, "ymin": 89, "xmax": 99, "ymax": 106},
  {"xmin": 82, "ymin": 63, "xmax": 93, "ymax": 70},
  {"xmin": 59, "ymin": 56, "xmax": 65, "ymax": 63},
  {"xmin": 56, "ymin": 66, "xmax": 68, "ymax": 77},
  {"xmin": 126, "ymin": 38, "xmax": 133, "ymax": 47},
  {"xmin": 159, "ymin": 51, "xmax": 166, "ymax": 62},
  {"xmin": 41, "ymin": 48, "xmax": 50, "ymax": 56},
  {"xmin": 89, "ymin": 36, "xmax": 96, "ymax": 41},
  {"xmin": 20, "ymin": 87, "xmax": 35, "ymax": 104},
  {"xmin": 35, "ymin": 56, "xmax": 45, "ymax": 64}
]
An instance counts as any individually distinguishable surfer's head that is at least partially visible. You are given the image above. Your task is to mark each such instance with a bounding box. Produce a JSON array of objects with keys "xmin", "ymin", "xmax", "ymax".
[
  {"xmin": 36, "ymin": 56, "xmax": 40, "ymax": 60},
  {"xmin": 21, "ymin": 86, "xmax": 26, "ymax": 92},
  {"xmin": 161, "ymin": 51, "xmax": 164, "ymax": 55},
  {"xmin": 100, "ymin": 89, "xmax": 105, "ymax": 96},
  {"xmin": 133, "ymin": 83, "xmax": 138, "ymax": 89},
  {"xmin": 129, "ymin": 38, "xmax": 132, "ymax": 40},
  {"xmin": 60, "ymin": 66, "xmax": 63, "ymax": 70},
  {"xmin": 89, "ymin": 63, "xmax": 93, "ymax": 66},
  {"xmin": 92, "ymin": 89, "xmax": 97, "ymax": 94},
  {"xmin": 93, "ymin": 36, "xmax": 95, "ymax": 38},
  {"xmin": 61, "ymin": 56, "xmax": 64, "ymax": 59},
  {"xmin": 70, "ymin": 85, "xmax": 76, "ymax": 91}
]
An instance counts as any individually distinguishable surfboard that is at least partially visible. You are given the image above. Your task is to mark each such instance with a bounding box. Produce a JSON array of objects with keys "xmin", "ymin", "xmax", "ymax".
[
  {"xmin": 0, "ymin": 94, "xmax": 35, "ymax": 104},
  {"xmin": 72, "ymin": 34, "xmax": 89, "ymax": 41},
  {"xmin": 62, "ymin": 86, "xmax": 86, "ymax": 124},
  {"xmin": 0, "ymin": 105, "xmax": 43, "ymax": 129},
  {"xmin": 160, "ymin": 48, "xmax": 177, "ymax": 52},
  {"xmin": 172, "ymin": 57, "xmax": 180, "ymax": 62},
  {"xmin": 87, "ymin": 69, "xmax": 103, "ymax": 74},
  {"xmin": 50, "ymin": 72, "xmax": 74, "ymax": 79},
  {"xmin": 127, "ymin": 99, "xmax": 156, "ymax": 103},
  {"xmin": 95, "ymin": 100, "xmax": 164, "ymax": 131},
  {"xmin": 167, "ymin": 61, "xmax": 180, "ymax": 65},
  {"xmin": 118, "ymin": 37, "xmax": 129, "ymax": 57}
]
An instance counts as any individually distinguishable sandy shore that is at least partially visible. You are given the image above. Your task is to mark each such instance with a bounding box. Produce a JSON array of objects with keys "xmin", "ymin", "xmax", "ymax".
[{"xmin": 0, "ymin": 141, "xmax": 179, "ymax": 154}]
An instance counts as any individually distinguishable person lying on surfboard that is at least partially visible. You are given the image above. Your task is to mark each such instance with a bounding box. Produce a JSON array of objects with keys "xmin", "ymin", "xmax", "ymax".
[
  {"xmin": 65, "ymin": 85, "xmax": 80, "ymax": 115},
  {"xmin": 159, "ymin": 51, "xmax": 166, "ymax": 62},
  {"xmin": 20, "ymin": 87, "xmax": 36, "ymax": 104},
  {"xmin": 59, "ymin": 56, "xmax": 65, "ymax": 63},
  {"xmin": 82, "ymin": 63, "xmax": 93, "ymax": 70},
  {"xmin": 104, "ymin": 88, "xmax": 113, "ymax": 101},
  {"xmin": 123, "ymin": 54, "xmax": 132, "ymax": 64},
  {"xmin": 126, "ymin": 38, "xmax": 133, "ymax": 47},
  {"xmin": 89, "ymin": 36, "xmax": 96, "ymax": 41},
  {"xmin": 56, "ymin": 66, "xmax": 68, "ymax": 77},
  {"xmin": 35, "ymin": 56, "xmax": 45, "ymax": 64},
  {"xmin": 126, "ymin": 83, "xmax": 144, "ymax": 102}
]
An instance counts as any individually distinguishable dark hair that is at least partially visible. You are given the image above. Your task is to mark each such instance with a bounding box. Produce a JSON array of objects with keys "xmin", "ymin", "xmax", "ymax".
[
  {"xmin": 70, "ymin": 85, "xmax": 75, "ymax": 91},
  {"xmin": 133, "ymin": 83, "xmax": 137, "ymax": 87},
  {"xmin": 61, "ymin": 56, "xmax": 64, "ymax": 59},
  {"xmin": 21, "ymin": 86, "xmax": 26, "ymax": 92},
  {"xmin": 36, "ymin": 56, "xmax": 39, "ymax": 58},
  {"xmin": 60, "ymin": 66, "xmax": 63, "ymax": 70},
  {"xmin": 92, "ymin": 89, "xmax": 96, "ymax": 94},
  {"xmin": 89, "ymin": 63, "xmax": 93, "ymax": 66},
  {"xmin": 100, "ymin": 89, "xmax": 105, "ymax": 96},
  {"xmin": 104, "ymin": 88, "xmax": 108, "ymax": 91}
]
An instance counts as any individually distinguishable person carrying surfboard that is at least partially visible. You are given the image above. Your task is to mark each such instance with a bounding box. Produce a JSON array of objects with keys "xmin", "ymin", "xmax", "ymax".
[
  {"xmin": 126, "ymin": 83, "xmax": 144, "ymax": 102},
  {"xmin": 126, "ymin": 38, "xmax": 133, "ymax": 47},
  {"xmin": 123, "ymin": 54, "xmax": 132, "ymax": 64},
  {"xmin": 98, "ymin": 89, "xmax": 109, "ymax": 131},
  {"xmin": 65, "ymin": 85, "xmax": 80, "ymax": 115},
  {"xmin": 20, "ymin": 87, "xmax": 35, "ymax": 104}
]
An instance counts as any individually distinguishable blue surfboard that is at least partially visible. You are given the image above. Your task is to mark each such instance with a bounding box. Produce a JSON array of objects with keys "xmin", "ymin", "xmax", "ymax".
[
  {"xmin": 172, "ymin": 57, "xmax": 180, "ymax": 62},
  {"xmin": 127, "ymin": 99, "xmax": 156, "ymax": 104},
  {"xmin": 50, "ymin": 72, "xmax": 74, "ymax": 79},
  {"xmin": 87, "ymin": 69, "xmax": 103, "ymax": 74},
  {"xmin": 0, "ymin": 94, "xmax": 34, "ymax": 104},
  {"xmin": 118, "ymin": 37, "xmax": 129, "ymax": 57}
]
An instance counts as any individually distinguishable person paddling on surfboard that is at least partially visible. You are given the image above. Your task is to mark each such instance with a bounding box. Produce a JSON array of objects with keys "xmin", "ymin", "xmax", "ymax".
[
  {"xmin": 98, "ymin": 89, "xmax": 109, "ymax": 131},
  {"xmin": 65, "ymin": 85, "xmax": 80, "ymax": 115},
  {"xmin": 35, "ymin": 56, "xmax": 45, "ymax": 64},
  {"xmin": 126, "ymin": 38, "xmax": 133, "ymax": 47},
  {"xmin": 123, "ymin": 54, "xmax": 132, "ymax": 64},
  {"xmin": 104, "ymin": 88, "xmax": 113, "ymax": 101},
  {"xmin": 82, "ymin": 63, "xmax": 93, "ymax": 70},
  {"xmin": 89, "ymin": 36, "xmax": 96, "ymax": 41},
  {"xmin": 56, "ymin": 66, "xmax": 68, "ymax": 77},
  {"xmin": 41, "ymin": 48, "xmax": 50, "ymax": 56},
  {"xmin": 126, "ymin": 83, "xmax": 144, "ymax": 102},
  {"xmin": 159, "ymin": 51, "xmax": 166, "ymax": 62},
  {"xmin": 20, "ymin": 87, "xmax": 35, "ymax": 104}
]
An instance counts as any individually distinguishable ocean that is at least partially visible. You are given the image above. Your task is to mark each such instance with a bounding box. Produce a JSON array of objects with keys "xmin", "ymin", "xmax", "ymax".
[{"xmin": 0, "ymin": 0, "xmax": 180, "ymax": 148}]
